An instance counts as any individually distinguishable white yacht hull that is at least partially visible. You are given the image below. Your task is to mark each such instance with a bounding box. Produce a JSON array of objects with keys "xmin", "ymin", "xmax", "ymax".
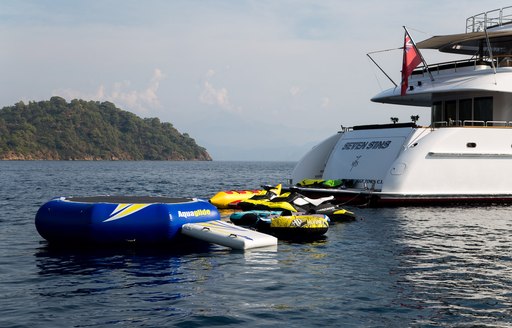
[{"xmin": 291, "ymin": 124, "xmax": 512, "ymax": 206}]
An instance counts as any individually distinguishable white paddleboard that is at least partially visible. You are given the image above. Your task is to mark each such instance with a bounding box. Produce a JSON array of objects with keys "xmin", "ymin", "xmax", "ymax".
[{"xmin": 181, "ymin": 220, "xmax": 277, "ymax": 250}]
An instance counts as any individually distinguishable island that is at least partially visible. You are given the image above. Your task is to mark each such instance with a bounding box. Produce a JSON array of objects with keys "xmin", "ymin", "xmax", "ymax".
[{"xmin": 0, "ymin": 97, "xmax": 212, "ymax": 160}]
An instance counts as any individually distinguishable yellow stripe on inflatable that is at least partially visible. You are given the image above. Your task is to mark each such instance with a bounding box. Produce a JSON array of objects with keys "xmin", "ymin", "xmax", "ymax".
[{"xmin": 104, "ymin": 203, "xmax": 152, "ymax": 222}]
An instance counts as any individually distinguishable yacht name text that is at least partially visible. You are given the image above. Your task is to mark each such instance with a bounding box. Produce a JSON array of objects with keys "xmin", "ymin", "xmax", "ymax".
[{"xmin": 342, "ymin": 141, "xmax": 391, "ymax": 150}]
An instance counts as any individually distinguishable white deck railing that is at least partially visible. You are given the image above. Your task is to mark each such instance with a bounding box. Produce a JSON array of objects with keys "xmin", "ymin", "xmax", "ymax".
[
  {"xmin": 466, "ymin": 6, "xmax": 512, "ymax": 32},
  {"xmin": 433, "ymin": 120, "xmax": 512, "ymax": 127}
]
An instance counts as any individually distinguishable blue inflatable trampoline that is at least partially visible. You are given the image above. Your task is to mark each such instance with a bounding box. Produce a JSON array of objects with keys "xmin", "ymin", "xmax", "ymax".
[{"xmin": 35, "ymin": 196, "xmax": 220, "ymax": 245}]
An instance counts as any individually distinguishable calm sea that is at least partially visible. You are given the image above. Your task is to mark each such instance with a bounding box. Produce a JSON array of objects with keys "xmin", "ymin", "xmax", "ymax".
[{"xmin": 1, "ymin": 161, "xmax": 512, "ymax": 327}]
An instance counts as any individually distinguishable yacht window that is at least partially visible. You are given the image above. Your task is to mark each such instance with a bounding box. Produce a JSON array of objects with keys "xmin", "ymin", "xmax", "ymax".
[
  {"xmin": 474, "ymin": 97, "xmax": 493, "ymax": 121},
  {"xmin": 459, "ymin": 99, "xmax": 472, "ymax": 122},
  {"xmin": 445, "ymin": 100, "xmax": 457, "ymax": 125},
  {"xmin": 432, "ymin": 101, "xmax": 443, "ymax": 123}
]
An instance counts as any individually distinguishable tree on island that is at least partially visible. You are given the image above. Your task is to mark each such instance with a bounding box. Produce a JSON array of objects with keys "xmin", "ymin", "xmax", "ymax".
[{"xmin": 0, "ymin": 97, "xmax": 212, "ymax": 161}]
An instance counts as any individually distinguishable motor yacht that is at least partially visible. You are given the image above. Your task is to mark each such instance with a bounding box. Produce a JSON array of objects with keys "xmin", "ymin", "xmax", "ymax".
[{"xmin": 290, "ymin": 6, "xmax": 512, "ymax": 206}]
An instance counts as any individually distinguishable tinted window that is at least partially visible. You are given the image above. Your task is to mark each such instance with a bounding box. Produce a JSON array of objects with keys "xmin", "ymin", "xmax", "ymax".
[
  {"xmin": 445, "ymin": 100, "xmax": 457, "ymax": 123},
  {"xmin": 432, "ymin": 101, "xmax": 443, "ymax": 122},
  {"xmin": 459, "ymin": 98, "xmax": 472, "ymax": 122},
  {"xmin": 474, "ymin": 97, "xmax": 493, "ymax": 121}
]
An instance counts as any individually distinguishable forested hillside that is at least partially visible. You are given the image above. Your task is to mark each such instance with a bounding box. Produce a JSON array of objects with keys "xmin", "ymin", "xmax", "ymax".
[{"xmin": 0, "ymin": 97, "xmax": 212, "ymax": 160}]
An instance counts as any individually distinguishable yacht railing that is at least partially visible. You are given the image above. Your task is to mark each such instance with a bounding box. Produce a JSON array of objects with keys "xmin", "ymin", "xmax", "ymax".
[
  {"xmin": 411, "ymin": 58, "xmax": 489, "ymax": 76},
  {"xmin": 463, "ymin": 120, "xmax": 486, "ymax": 127},
  {"xmin": 486, "ymin": 120, "xmax": 509, "ymax": 126},
  {"xmin": 466, "ymin": 6, "xmax": 512, "ymax": 32},
  {"xmin": 411, "ymin": 55, "xmax": 512, "ymax": 77},
  {"xmin": 433, "ymin": 120, "xmax": 512, "ymax": 128}
]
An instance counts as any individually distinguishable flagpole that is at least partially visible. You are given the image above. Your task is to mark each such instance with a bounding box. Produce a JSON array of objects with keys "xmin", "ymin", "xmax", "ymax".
[{"xmin": 403, "ymin": 26, "xmax": 434, "ymax": 82}]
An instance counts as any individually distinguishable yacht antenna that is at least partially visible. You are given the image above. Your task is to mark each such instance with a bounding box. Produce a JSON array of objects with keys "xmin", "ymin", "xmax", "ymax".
[{"xmin": 483, "ymin": 27, "xmax": 498, "ymax": 84}]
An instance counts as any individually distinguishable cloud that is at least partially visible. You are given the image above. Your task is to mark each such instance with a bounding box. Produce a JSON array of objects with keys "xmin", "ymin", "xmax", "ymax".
[
  {"xmin": 205, "ymin": 69, "xmax": 216, "ymax": 78},
  {"xmin": 321, "ymin": 97, "xmax": 330, "ymax": 108},
  {"xmin": 53, "ymin": 68, "xmax": 165, "ymax": 114},
  {"xmin": 289, "ymin": 86, "xmax": 301, "ymax": 96},
  {"xmin": 199, "ymin": 70, "xmax": 239, "ymax": 113}
]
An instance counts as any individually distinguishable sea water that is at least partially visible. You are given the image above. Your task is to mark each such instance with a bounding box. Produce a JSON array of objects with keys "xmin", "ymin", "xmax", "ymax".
[{"xmin": 1, "ymin": 161, "xmax": 512, "ymax": 327}]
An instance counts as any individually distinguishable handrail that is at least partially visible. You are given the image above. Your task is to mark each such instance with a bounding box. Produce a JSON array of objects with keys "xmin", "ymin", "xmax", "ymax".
[
  {"xmin": 433, "ymin": 121, "xmax": 448, "ymax": 128},
  {"xmin": 486, "ymin": 121, "xmax": 508, "ymax": 126},
  {"xmin": 433, "ymin": 120, "xmax": 512, "ymax": 127},
  {"xmin": 464, "ymin": 120, "xmax": 485, "ymax": 126},
  {"xmin": 411, "ymin": 58, "xmax": 492, "ymax": 76},
  {"xmin": 411, "ymin": 55, "xmax": 512, "ymax": 77},
  {"xmin": 466, "ymin": 6, "xmax": 512, "ymax": 32}
]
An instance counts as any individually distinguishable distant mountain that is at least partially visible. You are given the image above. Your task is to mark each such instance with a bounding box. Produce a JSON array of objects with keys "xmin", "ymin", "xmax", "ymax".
[{"xmin": 0, "ymin": 97, "xmax": 212, "ymax": 160}]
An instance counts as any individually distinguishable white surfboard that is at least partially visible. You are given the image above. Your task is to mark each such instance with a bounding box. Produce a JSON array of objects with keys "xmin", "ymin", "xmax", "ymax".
[{"xmin": 181, "ymin": 220, "xmax": 277, "ymax": 250}]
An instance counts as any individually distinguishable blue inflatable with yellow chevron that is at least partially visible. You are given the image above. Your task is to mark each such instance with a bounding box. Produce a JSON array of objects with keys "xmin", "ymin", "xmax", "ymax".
[{"xmin": 35, "ymin": 196, "xmax": 220, "ymax": 245}]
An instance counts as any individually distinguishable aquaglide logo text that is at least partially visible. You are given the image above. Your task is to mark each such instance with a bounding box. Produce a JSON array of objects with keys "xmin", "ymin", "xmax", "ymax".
[{"xmin": 178, "ymin": 209, "xmax": 211, "ymax": 218}]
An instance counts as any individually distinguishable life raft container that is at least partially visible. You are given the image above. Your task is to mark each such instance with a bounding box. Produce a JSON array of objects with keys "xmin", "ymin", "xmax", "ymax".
[{"xmin": 35, "ymin": 196, "xmax": 220, "ymax": 245}]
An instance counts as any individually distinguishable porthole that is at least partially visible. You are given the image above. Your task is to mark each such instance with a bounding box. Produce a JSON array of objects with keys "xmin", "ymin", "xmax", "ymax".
[{"xmin": 467, "ymin": 142, "xmax": 476, "ymax": 148}]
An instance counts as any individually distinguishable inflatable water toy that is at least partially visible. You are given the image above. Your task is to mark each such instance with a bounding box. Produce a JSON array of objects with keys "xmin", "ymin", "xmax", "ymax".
[
  {"xmin": 35, "ymin": 196, "xmax": 220, "ymax": 245},
  {"xmin": 229, "ymin": 210, "xmax": 329, "ymax": 240},
  {"xmin": 209, "ymin": 189, "xmax": 266, "ymax": 209},
  {"xmin": 210, "ymin": 184, "xmax": 285, "ymax": 209},
  {"xmin": 229, "ymin": 210, "xmax": 284, "ymax": 226},
  {"xmin": 182, "ymin": 220, "xmax": 277, "ymax": 250},
  {"xmin": 263, "ymin": 214, "xmax": 329, "ymax": 240}
]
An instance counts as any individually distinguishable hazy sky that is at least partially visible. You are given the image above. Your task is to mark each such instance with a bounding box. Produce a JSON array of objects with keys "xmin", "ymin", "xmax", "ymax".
[{"xmin": 1, "ymin": 1, "xmax": 511, "ymax": 160}]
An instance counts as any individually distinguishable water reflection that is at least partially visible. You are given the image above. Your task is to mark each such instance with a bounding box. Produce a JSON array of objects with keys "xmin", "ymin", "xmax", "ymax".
[
  {"xmin": 392, "ymin": 206, "xmax": 512, "ymax": 326},
  {"xmin": 243, "ymin": 246, "xmax": 279, "ymax": 271}
]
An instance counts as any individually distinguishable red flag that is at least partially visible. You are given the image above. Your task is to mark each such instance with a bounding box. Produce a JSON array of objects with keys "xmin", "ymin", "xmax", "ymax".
[{"xmin": 401, "ymin": 32, "xmax": 422, "ymax": 96}]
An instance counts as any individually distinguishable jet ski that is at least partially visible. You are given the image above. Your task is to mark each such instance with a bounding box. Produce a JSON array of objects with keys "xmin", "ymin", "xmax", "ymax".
[{"xmin": 237, "ymin": 186, "xmax": 356, "ymax": 222}]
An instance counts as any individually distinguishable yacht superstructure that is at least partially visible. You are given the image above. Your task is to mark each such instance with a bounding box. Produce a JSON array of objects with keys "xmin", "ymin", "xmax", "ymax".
[{"xmin": 291, "ymin": 7, "xmax": 512, "ymax": 206}]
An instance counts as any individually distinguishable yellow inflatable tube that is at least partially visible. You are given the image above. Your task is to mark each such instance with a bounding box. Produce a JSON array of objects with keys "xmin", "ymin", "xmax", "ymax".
[
  {"xmin": 209, "ymin": 189, "xmax": 266, "ymax": 209},
  {"xmin": 269, "ymin": 214, "xmax": 329, "ymax": 239},
  {"xmin": 271, "ymin": 215, "xmax": 329, "ymax": 229}
]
